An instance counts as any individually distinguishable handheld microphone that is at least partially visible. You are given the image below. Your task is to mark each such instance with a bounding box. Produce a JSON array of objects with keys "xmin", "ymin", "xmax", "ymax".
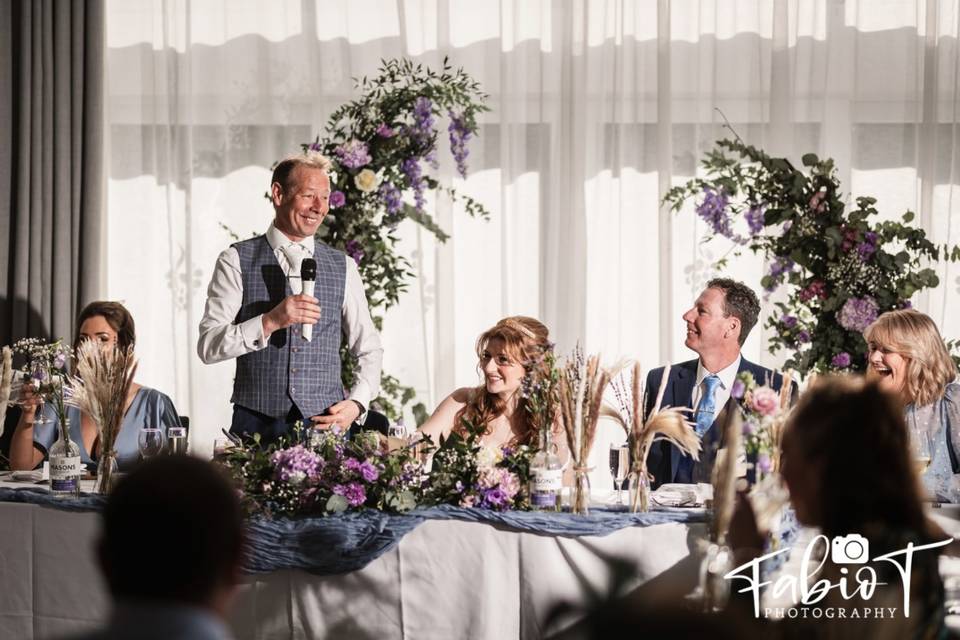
[{"xmin": 300, "ymin": 258, "xmax": 317, "ymax": 342}]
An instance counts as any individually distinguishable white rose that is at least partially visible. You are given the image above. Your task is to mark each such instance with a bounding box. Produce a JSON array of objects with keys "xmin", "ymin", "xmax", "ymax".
[
  {"xmin": 475, "ymin": 446, "xmax": 503, "ymax": 469},
  {"xmin": 354, "ymin": 169, "xmax": 380, "ymax": 193}
]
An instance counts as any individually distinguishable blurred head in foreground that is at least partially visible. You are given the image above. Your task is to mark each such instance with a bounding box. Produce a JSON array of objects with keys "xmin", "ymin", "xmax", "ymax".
[
  {"xmin": 98, "ymin": 456, "xmax": 245, "ymax": 615},
  {"xmin": 780, "ymin": 375, "xmax": 930, "ymax": 539}
]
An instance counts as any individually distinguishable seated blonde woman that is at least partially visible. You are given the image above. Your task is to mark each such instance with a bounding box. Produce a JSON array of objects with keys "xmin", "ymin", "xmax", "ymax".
[
  {"xmin": 419, "ymin": 316, "xmax": 564, "ymax": 452},
  {"xmin": 864, "ymin": 309, "xmax": 960, "ymax": 502}
]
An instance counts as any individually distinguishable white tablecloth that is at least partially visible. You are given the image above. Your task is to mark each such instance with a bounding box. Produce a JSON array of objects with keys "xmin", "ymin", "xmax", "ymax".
[{"xmin": 0, "ymin": 482, "xmax": 706, "ymax": 640}]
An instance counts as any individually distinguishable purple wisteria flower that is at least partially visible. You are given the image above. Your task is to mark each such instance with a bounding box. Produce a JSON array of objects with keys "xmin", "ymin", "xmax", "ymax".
[
  {"xmin": 448, "ymin": 111, "xmax": 472, "ymax": 178},
  {"xmin": 837, "ymin": 296, "xmax": 879, "ymax": 332},
  {"xmin": 402, "ymin": 157, "xmax": 425, "ymax": 211},
  {"xmin": 272, "ymin": 446, "xmax": 321, "ymax": 484},
  {"xmin": 831, "ymin": 352, "xmax": 852, "ymax": 369},
  {"xmin": 308, "ymin": 141, "xmax": 323, "ymax": 152},
  {"xmin": 345, "ymin": 240, "xmax": 364, "ymax": 264},
  {"xmin": 412, "ymin": 97, "xmax": 434, "ymax": 135},
  {"xmin": 329, "ymin": 190, "xmax": 346, "ymax": 209},
  {"xmin": 379, "ymin": 181, "xmax": 402, "ymax": 218},
  {"xmin": 745, "ymin": 204, "xmax": 765, "ymax": 235},
  {"xmin": 764, "ymin": 257, "xmax": 796, "ymax": 293},
  {"xmin": 731, "ymin": 379, "xmax": 746, "ymax": 400},
  {"xmin": 376, "ymin": 123, "xmax": 396, "ymax": 138},
  {"xmin": 334, "ymin": 140, "xmax": 372, "ymax": 170},
  {"xmin": 695, "ymin": 187, "xmax": 735, "ymax": 240}
]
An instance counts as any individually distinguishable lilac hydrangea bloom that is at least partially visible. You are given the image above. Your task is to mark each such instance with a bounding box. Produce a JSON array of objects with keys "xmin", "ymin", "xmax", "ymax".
[
  {"xmin": 334, "ymin": 140, "xmax": 372, "ymax": 170},
  {"xmin": 376, "ymin": 123, "xmax": 396, "ymax": 138},
  {"xmin": 334, "ymin": 482, "xmax": 367, "ymax": 507},
  {"xmin": 837, "ymin": 296, "xmax": 879, "ymax": 332},
  {"xmin": 271, "ymin": 446, "xmax": 321, "ymax": 483},
  {"xmin": 831, "ymin": 352, "xmax": 852, "ymax": 369},
  {"xmin": 329, "ymin": 191, "xmax": 346, "ymax": 209}
]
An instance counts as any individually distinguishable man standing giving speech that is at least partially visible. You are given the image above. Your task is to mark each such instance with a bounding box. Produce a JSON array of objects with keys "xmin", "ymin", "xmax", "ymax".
[
  {"xmin": 198, "ymin": 152, "xmax": 383, "ymax": 444},
  {"xmin": 644, "ymin": 278, "xmax": 796, "ymax": 487}
]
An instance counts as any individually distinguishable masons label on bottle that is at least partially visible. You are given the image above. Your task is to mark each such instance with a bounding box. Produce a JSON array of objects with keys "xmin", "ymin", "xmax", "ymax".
[
  {"xmin": 530, "ymin": 468, "xmax": 562, "ymax": 506},
  {"xmin": 50, "ymin": 456, "xmax": 82, "ymax": 490}
]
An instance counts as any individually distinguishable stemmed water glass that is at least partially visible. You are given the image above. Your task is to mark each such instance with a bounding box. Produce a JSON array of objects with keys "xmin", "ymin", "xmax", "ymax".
[
  {"xmin": 609, "ymin": 443, "xmax": 630, "ymax": 506},
  {"xmin": 138, "ymin": 427, "xmax": 165, "ymax": 460}
]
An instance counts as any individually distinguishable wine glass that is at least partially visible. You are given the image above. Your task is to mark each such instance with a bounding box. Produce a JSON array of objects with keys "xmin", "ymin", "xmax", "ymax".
[
  {"xmin": 911, "ymin": 429, "xmax": 932, "ymax": 476},
  {"xmin": 609, "ymin": 443, "xmax": 630, "ymax": 505},
  {"xmin": 138, "ymin": 427, "xmax": 165, "ymax": 460}
]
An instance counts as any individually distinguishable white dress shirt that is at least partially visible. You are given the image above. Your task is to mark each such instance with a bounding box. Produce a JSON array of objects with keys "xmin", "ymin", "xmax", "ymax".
[
  {"xmin": 197, "ymin": 224, "xmax": 383, "ymax": 410},
  {"xmin": 691, "ymin": 354, "xmax": 742, "ymax": 415}
]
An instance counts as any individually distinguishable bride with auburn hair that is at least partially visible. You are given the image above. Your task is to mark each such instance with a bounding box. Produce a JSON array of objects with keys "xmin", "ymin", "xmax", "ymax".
[{"xmin": 418, "ymin": 316, "xmax": 563, "ymax": 450}]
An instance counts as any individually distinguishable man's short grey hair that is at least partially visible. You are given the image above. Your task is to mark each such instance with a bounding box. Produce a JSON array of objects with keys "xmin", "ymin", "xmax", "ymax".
[{"xmin": 271, "ymin": 151, "xmax": 333, "ymax": 193}]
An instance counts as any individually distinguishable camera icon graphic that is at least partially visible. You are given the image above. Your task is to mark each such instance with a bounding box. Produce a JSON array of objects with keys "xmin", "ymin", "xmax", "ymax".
[{"xmin": 831, "ymin": 534, "xmax": 870, "ymax": 564}]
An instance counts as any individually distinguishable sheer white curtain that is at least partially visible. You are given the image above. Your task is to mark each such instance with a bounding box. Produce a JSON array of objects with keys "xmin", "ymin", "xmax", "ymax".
[{"xmin": 104, "ymin": 0, "xmax": 960, "ymax": 451}]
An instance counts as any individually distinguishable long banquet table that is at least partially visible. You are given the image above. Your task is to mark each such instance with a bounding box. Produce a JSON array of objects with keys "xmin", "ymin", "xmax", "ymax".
[{"xmin": 0, "ymin": 480, "xmax": 709, "ymax": 640}]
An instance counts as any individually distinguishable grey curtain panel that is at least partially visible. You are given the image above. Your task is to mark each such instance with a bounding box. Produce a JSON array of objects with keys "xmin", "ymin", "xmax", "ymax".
[{"xmin": 0, "ymin": 0, "xmax": 105, "ymax": 346}]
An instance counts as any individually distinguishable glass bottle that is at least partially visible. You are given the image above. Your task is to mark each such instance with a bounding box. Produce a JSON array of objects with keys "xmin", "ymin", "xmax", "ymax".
[
  {"xmin": 529, "ymin": 428, "xmax": 563, "ymax": 511},
  {"xmin": 49, "ymin": 417, "xmax": 82, "ymax": 498}
]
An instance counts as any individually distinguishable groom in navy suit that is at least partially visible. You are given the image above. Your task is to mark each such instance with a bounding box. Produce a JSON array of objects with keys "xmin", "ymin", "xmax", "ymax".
[{"xmin": 644, "ymin": 278, "xmax": 796, "ymax": 488}]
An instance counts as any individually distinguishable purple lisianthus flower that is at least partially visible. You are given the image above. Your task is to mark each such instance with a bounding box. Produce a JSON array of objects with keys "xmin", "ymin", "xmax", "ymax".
[
  {"xmin": 376, "ymin": 123, "xmax": 396, "ymax": 138},
  {"xmin": 731, "ymin": 379, "xmax": 746, "ymax": 400},
  {"xmin": 359, "ymin": 461, "xmax": 379, "ymax": 482},
  {"xmin": 757, "ymin": 452, "xmax": 772, "ymax": 474},
  {"xmin": 272, "ymin": 445, "xmax": 321, "ymax": 484},
  {"xmin": 334, "ymin": 140, "xmax": 372, "ymax": 170},
  {"xmin": 797, "ymin": 330, "xmax": 811, "ymax": 344},
  {"xmin": 741, "ymin": 419, "xmax": 756, "ymax": 436},
  {"xmin": 831, "ymin": 352, "xmax": 852, "ymax": 369},
  {"xmin": 837, "ymin": 296, "xmax": 879, "ymax": 332},
  {"xmin": 329, "ymin": 190, "xmax": 346, "ymax": 209},
  {"xmin": 53, "ymin": 352, "xmax": 67, "ymax": 370},
  {"xmin": 781, "ymin": 315, "xmax": 797, "ymax": 329},
  {"xmin": 345, "ymin": 240, "xmax": 364, "ymax": 264}
]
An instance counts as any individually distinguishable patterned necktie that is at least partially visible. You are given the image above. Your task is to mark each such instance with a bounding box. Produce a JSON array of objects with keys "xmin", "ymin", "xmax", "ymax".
[
  {"xmin": 695, "ymin": 374, "xmax": 722, "ymax": 436},
  {"xmin": 279, "ymin": 243, "xmax": 305, "ymax": 294}
]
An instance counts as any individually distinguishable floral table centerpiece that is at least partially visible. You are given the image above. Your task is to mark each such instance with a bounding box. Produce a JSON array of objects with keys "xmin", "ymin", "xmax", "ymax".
[
  {"xmin": 423, "ymin": 420, "xmax": 534, "ymax": 511},
  {"xmin": 220, "ymin": 426, "xmax": 423, "ymax": 518},
  {"xmin": 664, "ymin": 137, "xmax": 960, "ymax": 374},
  {"xmin": 730, "ymin": 370, "xmax": 794, "ymax": 485}
]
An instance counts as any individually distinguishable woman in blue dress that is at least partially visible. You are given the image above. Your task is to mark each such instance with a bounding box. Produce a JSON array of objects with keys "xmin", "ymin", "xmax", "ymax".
[
  {"xmin": 864, "ymin": 309, "xmax": 960, "ymax": 502},
  {"xmin": 9, "ymin": 301, "xmax": 182, "ymax": 473}
]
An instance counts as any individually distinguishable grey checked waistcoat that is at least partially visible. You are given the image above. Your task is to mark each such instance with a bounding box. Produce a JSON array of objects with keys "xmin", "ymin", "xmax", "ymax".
[{"xmin": 231, "ymin": 235, "xmax": 346, "ymax": 418}]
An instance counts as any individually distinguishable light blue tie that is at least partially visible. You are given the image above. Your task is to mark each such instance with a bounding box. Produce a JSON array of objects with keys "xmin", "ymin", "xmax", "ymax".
[{"xmin": 695, "ymin": 375, "xmax": 722, "ymax": 436}]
